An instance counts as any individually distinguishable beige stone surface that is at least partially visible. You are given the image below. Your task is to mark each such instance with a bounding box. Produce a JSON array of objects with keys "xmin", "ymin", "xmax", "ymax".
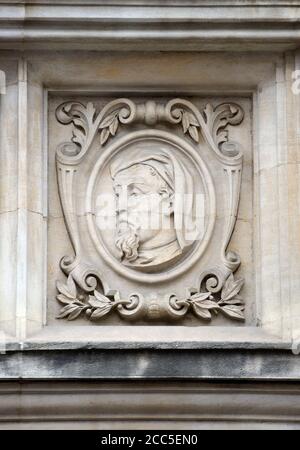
[
  {"xmin": 0, "ymin": 48, "xmax": 297, "ymax": 347},
  {"xmin": 0, "ymin": 381, "xmax": 299, "ymax": 430},
  {"xmin": 0, "ymin": 1, "xmax": 300, "ymax": 51},
  {"xmin": 47, "ymin": 94, "xmax": 252, "ymax": 326},
  {"xmin": 0, "ymin": 0, "xmax": 300, "ymax": 431},
  {"xmin": 0, "ymin": 1, "xmax": 299, "ymax": 356}
]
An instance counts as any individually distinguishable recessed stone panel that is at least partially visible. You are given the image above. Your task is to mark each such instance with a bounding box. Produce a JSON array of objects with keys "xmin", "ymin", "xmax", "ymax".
[{"xmin": 47, "ymin": 95, "xmax": 253, "ymax": 326}]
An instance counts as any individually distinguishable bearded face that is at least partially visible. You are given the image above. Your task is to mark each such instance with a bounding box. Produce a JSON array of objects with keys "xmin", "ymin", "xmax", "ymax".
[
  {"xmin": 115, "ymin": 225, "xmax": 140, "ymax": 262},
  {"xmin": 113, "ymin": 164, "xmax": 173, "ymax": 263}
]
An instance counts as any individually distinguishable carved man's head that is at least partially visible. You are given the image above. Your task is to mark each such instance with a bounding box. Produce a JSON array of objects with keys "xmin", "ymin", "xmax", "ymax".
[{"xmin": 110, "ymin": 148, "xmax": 196, "ymax": 268}]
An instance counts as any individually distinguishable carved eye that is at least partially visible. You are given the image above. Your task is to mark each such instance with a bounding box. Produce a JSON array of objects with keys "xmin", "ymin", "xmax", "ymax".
[{"xmin": 159, "ymin": 187, "xmax": 168, "ymax": 196}]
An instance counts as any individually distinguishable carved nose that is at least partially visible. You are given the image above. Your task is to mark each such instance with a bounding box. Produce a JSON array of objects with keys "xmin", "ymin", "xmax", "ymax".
[{"xmin": 117, "ymin": 192, "xmax": 128, "ymax": 213}]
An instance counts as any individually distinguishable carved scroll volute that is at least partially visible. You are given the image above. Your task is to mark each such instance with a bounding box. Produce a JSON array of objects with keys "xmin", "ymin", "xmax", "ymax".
[
  {"xmin": 166, "ymin": 99, "xmax": 244, "ymax": 273},
  {"xmin": 202, "ymin": 102, "xmax": 244, "ymax": 272},
  {"xmin": 163, "ymin": 99, "xmax": 245, "ymax": 321},
  {"xmin": 55, "ymin": 99, "xmax": 137, "ymax": 274},
  {"xmin": 56, "ymin": 99, "xmax": 137, "ymax": 165},
  {"xmin": 56, "ymin": 163, "xmax": 81, "ymax": 273},
  {"xmin": 221, "ymin": 166, "xmax": 242, "ymax": 272}
]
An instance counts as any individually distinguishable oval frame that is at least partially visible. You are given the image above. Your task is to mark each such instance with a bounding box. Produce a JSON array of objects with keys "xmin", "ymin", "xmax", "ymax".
[{"xmin": 86, "ymin": 130, "xmax": 216, "ymax": 283}]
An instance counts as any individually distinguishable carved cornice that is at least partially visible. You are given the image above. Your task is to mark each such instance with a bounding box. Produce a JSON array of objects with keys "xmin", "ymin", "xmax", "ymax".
[
  {"xmin": 0, "ymin": 1, "xmax": 299, "ymax": 51},
  {"xmin": 0, "ymin": 380, "xmax": 300, "ymax": 428},
  {"xmin": 53, "ymin": 1, "xmax": 300, "ymax": 3}
]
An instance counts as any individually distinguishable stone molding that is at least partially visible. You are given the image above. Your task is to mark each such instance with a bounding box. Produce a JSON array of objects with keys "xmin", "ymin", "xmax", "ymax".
[
  {"xmin": 1, "ymin": 349, "xmax": 300, "ymax": 380},
  {"xmin": 0, "ymin": 1, "xmax": 300, "ymax": 51},
  {"xmin": 0, "ymin": 380, "xmax": 300, "ymax": 429}
]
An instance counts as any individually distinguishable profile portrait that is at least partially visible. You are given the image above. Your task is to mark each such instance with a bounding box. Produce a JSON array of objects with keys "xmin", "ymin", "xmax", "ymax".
[{"xmin": 110, "ymin": 147, "xmax": 199, "ymax": 269}]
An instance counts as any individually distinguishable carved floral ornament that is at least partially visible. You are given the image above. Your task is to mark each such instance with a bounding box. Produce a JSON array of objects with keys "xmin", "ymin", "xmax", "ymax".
[{"xmin": 55, "ymin": 98, "xmax": 245, "ymax": 323}]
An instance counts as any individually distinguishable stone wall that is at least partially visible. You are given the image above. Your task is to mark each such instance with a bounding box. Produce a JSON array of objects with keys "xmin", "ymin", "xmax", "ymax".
[{"xmin": 0, "ymin": 0, "xmax": 300, "ymax": 429}]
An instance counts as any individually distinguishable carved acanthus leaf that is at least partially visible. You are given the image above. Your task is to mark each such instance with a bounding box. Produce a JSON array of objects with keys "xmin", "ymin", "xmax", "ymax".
[
  {"xmin": 56, "ymin": 101, "xmax": 96, "ymax": 151},
  {"xmin": 56, "ymin": 99, "xmax": 137, "ymax": 162},
  {"xmin": 203, "ymin": 103, "xmax": 244, "ymax": 153},
  {"xmin": 56, "ymin": 99, "xmax": 244, "ymax": 157}
]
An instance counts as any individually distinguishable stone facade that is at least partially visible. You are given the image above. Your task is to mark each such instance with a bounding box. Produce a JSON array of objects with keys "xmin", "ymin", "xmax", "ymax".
[{"xmin": 0, "ymin": 0, "xmax": 300, "ymax": 429}]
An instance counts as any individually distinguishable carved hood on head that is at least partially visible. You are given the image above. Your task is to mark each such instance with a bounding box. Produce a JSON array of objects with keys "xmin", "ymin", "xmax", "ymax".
[{"xmin": 110, "ymin": 147, "xmax": 198, "ymax": 249}]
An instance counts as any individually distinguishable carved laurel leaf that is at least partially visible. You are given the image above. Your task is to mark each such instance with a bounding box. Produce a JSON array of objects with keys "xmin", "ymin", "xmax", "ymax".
[
  {"xmin": 99, "ymin": 112, "xmax": 118, "ymax": 129},
  {"xmin": 182, "ymin": 111, "xmax": 190, "ymax": 134},
  {"xmin": 99, "ymin": 110, "xmax": 121, "ymax": 145},
  {"xmin": 89, "ymin": 290, "xmax": 112, "ymax": 308},
  {"xmin": 221, "ymin": 274, "xmax": 244, "ymax": 301},
  {"xmin": 190, "ymin": 292, "xmax": 211, "ymax": 302},
  {"xmin": 56, "ymin": 294, "xmax": 74, "ymax": 305},
  {"xmin": 192, "ymin": 303, "xmax": 212, "ymax": 320},
  {"xmin": 219, "ymin": 294, "xmax": 244, "ymax": 306},
  {"xmin": 190, "ymin": 292, "xmax": 219, "ymax": 320},
  {"xmin": 66, "ymin": 275, "xmax": 77, "ymax": 298},
  {"xmin": 88, "ymin": 291, "xmax": 115, "ymax": 319},
  {"xmin": 188, "ymin": 112, "xmax": 198, "ymax": 127},
  {"xmin": 67, "ymin": 307, "xmax": 86, "ymax": 321},
  {"xmin": 90, "ymin": 305, "xmax": 113, "ymax": 320},
  {"xmin": 188, "ymin": 126, "xmax": 199, "ymax": 143},
  {"xmin": 109, "ymin": 118, "xmax": 119, "ymax": 136},
  {"xmin": 100, "ymin": 128, "xmax": 110, "ymax": 146},
  {"xmin": 194, "ymin": 299, "xmax": 219, "ymax": 310},
  {"xmin": 56, "ymin": 277, "xmax": 77, "ymax": 300},
  {"xmin": 179, "ymin": 110, "xmax": 199, "ymax": 143},
  {"xmin": 57, "ymin": 304, "xmax": 80, "ymax": 319},
  {"xmin": 221, "ymin": 305, "xmax": 245, "ymax": 321}
]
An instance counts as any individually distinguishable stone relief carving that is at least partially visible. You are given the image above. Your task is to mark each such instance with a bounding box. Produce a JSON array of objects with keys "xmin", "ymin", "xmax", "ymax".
[
  {"xmin": 111, "ymin": 148, "xmax": 197, "ymax": 269},
  {"xmin": 55, "ymin": 97, "xmax": 245, "ymax": 323}
]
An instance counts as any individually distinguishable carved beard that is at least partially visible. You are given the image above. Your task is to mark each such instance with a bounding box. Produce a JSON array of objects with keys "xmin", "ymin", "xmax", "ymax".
[{"xmin": 115, "ymin": 226, "xmax": 140, "ymax": 263}]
